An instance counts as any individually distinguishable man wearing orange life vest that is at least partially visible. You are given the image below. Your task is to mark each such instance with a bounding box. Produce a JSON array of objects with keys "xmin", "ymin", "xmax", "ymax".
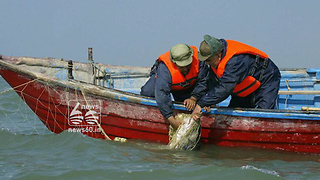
[
  {"xmin": 192, "ymin": 35, "xmax": 281, "ymax": 119},
  {"xmin": 140, "ymin": 44, "xmax": 207, "ymax": 129}
]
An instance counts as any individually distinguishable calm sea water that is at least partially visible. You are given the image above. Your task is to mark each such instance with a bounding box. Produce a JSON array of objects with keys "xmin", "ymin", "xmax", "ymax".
[{"xmin": 0, "ymin": 76, "xmax": 319, "ymax": 180}]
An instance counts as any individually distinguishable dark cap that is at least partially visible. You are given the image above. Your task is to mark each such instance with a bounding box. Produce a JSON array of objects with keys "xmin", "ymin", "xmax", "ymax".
[{"xmin": 198, "ymin": 35, "xmax": 223, "ymax": 61}]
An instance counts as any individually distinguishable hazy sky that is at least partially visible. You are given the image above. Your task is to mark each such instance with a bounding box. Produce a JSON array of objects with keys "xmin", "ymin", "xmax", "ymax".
[{"xmin": 1, "ymin": 0, "xmax": 319, "ymax": 68}]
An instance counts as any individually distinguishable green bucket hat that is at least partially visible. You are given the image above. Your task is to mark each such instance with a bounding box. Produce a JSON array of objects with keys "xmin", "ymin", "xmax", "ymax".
[
  {"xmin": 170, "ymin": 44, "xmax": 194, "ymax": 67},
  {"xmin": 198, "ymin": 35, "xmax": 223, "ymax": 61}
]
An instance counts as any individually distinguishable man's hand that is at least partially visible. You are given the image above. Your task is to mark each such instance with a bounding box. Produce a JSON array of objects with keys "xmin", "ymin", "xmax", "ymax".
[
  {"xmin": 184, "ymin": 96, "xmax": 197, "ymax": 111},
  {"xmin": 203, "ymin": 106, "xmax": 211, "ymax": 112},
  {"xmin": 192, "ymin": 104, "xmax": 202, "ymax": 120},
  {"xmin": 167, "ymin": 116, "xmax": 182, "ymax": 130}
]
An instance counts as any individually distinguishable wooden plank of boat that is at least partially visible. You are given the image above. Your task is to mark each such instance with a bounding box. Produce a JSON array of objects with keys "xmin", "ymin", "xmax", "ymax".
[
  {"xmin": 279, "ymin": 90, "xmax": 320, "ymax": 95},
  {"xmin": 301, "ymin": 107, "xmax": 320, "ymax": 111}
]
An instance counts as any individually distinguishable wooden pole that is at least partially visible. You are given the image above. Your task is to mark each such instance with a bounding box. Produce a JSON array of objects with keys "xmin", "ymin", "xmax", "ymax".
[
  {"xmin": 88, "ymin": 47, "xmax": 93, "ymax": 64},
  {"xmin": 88, "ymin": 47, "xmax": 96, "ymax": 85},
  {"xmin": 301, "ymin": 107, "xmax": 320, "ymax": 111},
  {"xmin": 67, "ymin": 60, "xmax": 74, "ymax": 79}
]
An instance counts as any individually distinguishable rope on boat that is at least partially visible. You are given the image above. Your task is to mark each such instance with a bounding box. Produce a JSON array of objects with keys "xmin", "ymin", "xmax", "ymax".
[{"xmin": 78, "ymin": 84, "xmax": 112, "ymax": 140}]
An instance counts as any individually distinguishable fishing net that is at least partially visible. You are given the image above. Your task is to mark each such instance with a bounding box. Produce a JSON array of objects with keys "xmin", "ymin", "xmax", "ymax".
[
  {"xmin": 0, "ymin": 75, "xmax": 112, "ymax": 138},
  {"xmin": 167, "ymin": 113, "xmax": 201, "ymax": 150},
  {"xmin": 0, "ymin": 77, "xmax": 53, "ymax": 135},
  {"xmin": 0, "ymin": 71, "xmax": 133, "ymax": 143}
]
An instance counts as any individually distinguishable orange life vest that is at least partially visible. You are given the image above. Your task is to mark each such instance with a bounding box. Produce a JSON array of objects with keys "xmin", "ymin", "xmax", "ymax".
[
  {"xmin": 158, "ymin": 46, "xmax": 199, "ymax": 91},
  {"xmin": 211, "ymin": 40, "xmax": 269, "ymax": 97}
]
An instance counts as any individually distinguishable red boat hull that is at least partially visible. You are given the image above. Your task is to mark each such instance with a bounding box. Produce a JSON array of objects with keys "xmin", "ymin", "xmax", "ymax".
[{"xmin": 1, "ymin": 67, "xmax": 320, "ymax": 154}]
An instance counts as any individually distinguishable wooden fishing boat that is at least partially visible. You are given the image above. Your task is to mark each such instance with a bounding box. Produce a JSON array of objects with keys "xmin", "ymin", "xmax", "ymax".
[{"xmin": 0, "ymin": 52, "xmax": 320, "ymax": 154}]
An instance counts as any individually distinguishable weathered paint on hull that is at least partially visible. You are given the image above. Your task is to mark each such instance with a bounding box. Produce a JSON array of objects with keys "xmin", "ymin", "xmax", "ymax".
[
  {"xmin": 1, "ymin": 67, "xmax": 320, "ymax": 154},
  {"xmin": 0, "ymin": 68, "xmax": 169, "ymax": 141},
  {"xmin": 201, "ymin": 115, "xmax": 320, "ymax": 153}
]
